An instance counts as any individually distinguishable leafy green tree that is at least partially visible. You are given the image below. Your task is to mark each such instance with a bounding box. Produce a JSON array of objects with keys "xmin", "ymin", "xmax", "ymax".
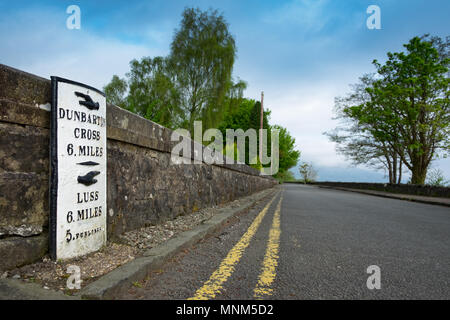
[
  {"xmin": 103, "ymin": 75, "xmax": 127, "ymax": 109},
  {"xmin": 168, "ymin": 7, "xmax": 236, "ymax": 133},
  {"xmin": 101, "ymin": 6, "xmax": 302, "ymax": 180},
  {"xmin": 103, "ymin": 57, "xmax": 181, "ymax": 128},
  {"xmin": 249, "ymin": 101, "xmax": 270, "ymax": 130},
  {"xmin": 299, "ymin": 162, "xmax": 317, "ymax": 184},
  {"xmin": 277, "ymin": 170, "xmax": 296, "ymax": 183},
  {"xmin": 273, "ymin": 125, "xmax": 300, "ymax": 178},
  {"xmin": 223, "ymin": 79, "xmax": 247, "ymax": 114},
  {"xmin": 126, "ymin": 56, "xmax": 181, "ymax": 128},
  {"xmin": 325, "ymin": 74, "xmax": 405, "ymax": 184},
  {"xmin": 250, "ymin": 101, "xmax": 273, "ymax": 165},
  {"xmin": 217, "ymin": 99, "xmax": 300, "ymax": 177},
  {"xmin": 218, "ymin": 99, "xmax": 271, "ymax": 164},
  {"xmin": 345, "ymin": 36, "xmax": 449, "ymax": 184},
  {"xmin": 218, "ymin": 98, "xmax": 255, "ymax": 132},
  {"xmin": 426, "ymin": 168, "xmax": 449, "ymax": 187}
]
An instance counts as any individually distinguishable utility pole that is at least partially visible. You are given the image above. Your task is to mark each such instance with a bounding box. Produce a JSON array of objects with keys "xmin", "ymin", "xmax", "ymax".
[{"xmin": 259, "ymin": 91, "xmax": 264, "ymax": 163}]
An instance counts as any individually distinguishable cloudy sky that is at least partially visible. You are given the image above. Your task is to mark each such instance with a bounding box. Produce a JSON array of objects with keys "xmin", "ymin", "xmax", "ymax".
[{"xmin": 1, "ymin": 0, "xmax": 449, "ymax": 182}]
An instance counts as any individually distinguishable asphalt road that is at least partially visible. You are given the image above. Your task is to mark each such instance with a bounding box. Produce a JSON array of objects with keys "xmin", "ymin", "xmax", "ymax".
[{"xmin": 117, "ymin": 184, "xmax": 450, "ymax": 300}]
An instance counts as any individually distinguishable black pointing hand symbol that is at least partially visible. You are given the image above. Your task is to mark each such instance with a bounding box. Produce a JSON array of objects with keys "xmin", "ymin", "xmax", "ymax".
[
  {"xmin": 77, "ymin": 171, "xmax": 100, "ymax": 186},
  {"xmin": 74, "ymin": 91, "xmax": 100, "ymax": 110}
]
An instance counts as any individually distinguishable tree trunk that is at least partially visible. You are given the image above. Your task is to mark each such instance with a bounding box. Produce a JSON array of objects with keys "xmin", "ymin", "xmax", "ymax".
[
  {"xmin": 392, "ymin": 154, "xmax": 397, "ymax": 184},
  {"xmin": 411, "ymin": 159, "xmax": 427, "ymax": 185},
  {"xmin": 386, "ymin": 155, "xmax": 393, "ymax": 184}
]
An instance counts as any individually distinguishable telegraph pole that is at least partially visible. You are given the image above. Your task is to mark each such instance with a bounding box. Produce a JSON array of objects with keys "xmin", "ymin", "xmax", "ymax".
[{"xmin": 259, "ymin": 91, "xmax": 264, "ymax": 163}]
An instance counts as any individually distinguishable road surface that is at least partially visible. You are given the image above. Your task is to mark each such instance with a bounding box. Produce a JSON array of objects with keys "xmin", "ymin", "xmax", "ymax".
[{"xmin": 117, "ymin": 184, "xmax": 450, "ymax": 300}]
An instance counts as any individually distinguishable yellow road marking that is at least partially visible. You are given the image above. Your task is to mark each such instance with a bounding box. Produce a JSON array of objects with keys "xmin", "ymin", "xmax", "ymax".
[
  {"xmin": 189, "ymin": 192, "xmax": 279, "ymax": 300},
  {"xmin": 254, "ymin": 195, "xmax": 283, "ymax": 299}
]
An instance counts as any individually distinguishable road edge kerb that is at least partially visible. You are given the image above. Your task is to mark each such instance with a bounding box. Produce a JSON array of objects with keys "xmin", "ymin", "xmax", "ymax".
[
  {"xmin": 317, "ymin": 185, "xmax": 450, "ymax": 207},
  {"xmin": 79, "ymin": 187, "xmax": 279, "ymax": 300}
]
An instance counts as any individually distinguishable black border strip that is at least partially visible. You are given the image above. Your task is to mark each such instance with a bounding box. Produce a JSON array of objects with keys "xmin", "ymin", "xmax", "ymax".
[
  {"xmin": 49, "ymin": 76, "xmax": 105, "ymax": 260},
  {"xmin": 49, "ymin": 77, "xmax": 58, "ymax": 260}
]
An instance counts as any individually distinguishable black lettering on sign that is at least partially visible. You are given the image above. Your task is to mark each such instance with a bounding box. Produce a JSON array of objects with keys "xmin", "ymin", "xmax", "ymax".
[
  {"xmin": 58, "ymin": 108, "xmax": 106, "ymax": 127},
  {"xmin": 78, "ymin": 145, "xmax": 103, "ymax": 157},
  {"xmin": 74, "ymin": 128, "xmax": 101, "ymax": 140},
  {"xmin": 77, "ymin": 191, "xmax": 99, "ymax": 203},
  {"xmin": 65, "ymin": 227, "xmax": 102, "ymax": 243},
  {"xmin": 77, "ymin": 206, "xmax": 102, "ymax": 221}
]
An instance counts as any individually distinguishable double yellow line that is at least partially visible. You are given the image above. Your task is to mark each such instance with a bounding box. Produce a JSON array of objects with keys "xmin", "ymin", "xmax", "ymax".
[
  {"xmin": 189, "ymin": 192, "xmax": 283, "ymax": 300},
  {"xmin": 253, "ymin": 195, "xmax": 282, "ymax": 299}
]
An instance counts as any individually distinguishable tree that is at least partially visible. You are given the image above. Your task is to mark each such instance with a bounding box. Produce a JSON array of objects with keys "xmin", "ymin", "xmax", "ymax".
[
  {"xmin": 168, "ymin": 7, "xmax": 236, "ymax": 133},
  {"xmin": 426, "ymin": 168, "xmax": 449, "ymax": 187},
  {"xmin": 103, "ymin": 75, "xmax": 127, "ymax": 109},
  {"xmin": 103, "ymin": 57, "xmax": 182, "ymax": 128},
  {"xmin": 223, "ymin": 79, "xmax": 247, "ymax": 114},
  {"xmin": 276, "ymin": 170, "xmax": 296, "ymax": 183},
  {"xmin": 103, "ymin": 7, "xmax": 240, "ymax": 130},
  {"xmin": 325, "ymin": 74, "xmax": 405, "ymax": 184},
  {"xmin": 101, "ymin": 6, "xmax": 303, "ymax": 180},
  {"xmin": 299, "ymin": 162, "xmax": 318, "ymax": 184},
  {"xmin": 126, "ymin": 56, "xmax": 181, "ymax": 128},
  {"xmin": 249, "ymin": 101, "xmax": 272, "ymax": 164},
  {"xmin": 344, "ymin": 36, "xmax": 449, "ymax": 184},
  {"xmin": 217, "ymin": 99, "xmax": 300, "ymax": 176},
  {"xmin": 273, "ymin": 125, "xmax": 300, "ymax": 178},
  {"xmin": 218, "ymin": 99, "xmax": 271, "ymax": 165}
]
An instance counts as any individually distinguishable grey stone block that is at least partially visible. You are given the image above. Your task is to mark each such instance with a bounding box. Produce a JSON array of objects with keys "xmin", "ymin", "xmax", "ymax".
[{"xmin": 0, "ymin": 234, "xmax": 48, "ymax": 270}]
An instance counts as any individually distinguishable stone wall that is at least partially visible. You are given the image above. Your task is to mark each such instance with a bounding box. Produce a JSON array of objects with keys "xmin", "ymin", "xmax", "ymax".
[{"xmin": 0, "ymin": 64, "xmax": 277, "ymax": 270}]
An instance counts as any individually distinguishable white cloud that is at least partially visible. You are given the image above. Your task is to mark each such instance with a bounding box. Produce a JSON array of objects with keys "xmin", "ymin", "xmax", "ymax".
[{"xmin": 0, "ymin": 7, "xmax": 165, "ymax": 90}]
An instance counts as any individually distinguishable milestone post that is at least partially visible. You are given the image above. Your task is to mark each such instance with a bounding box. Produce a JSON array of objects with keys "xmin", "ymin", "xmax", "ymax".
[{"xmin": 49, "ymin": 77, "xmax": 107, "ymax": 260}]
